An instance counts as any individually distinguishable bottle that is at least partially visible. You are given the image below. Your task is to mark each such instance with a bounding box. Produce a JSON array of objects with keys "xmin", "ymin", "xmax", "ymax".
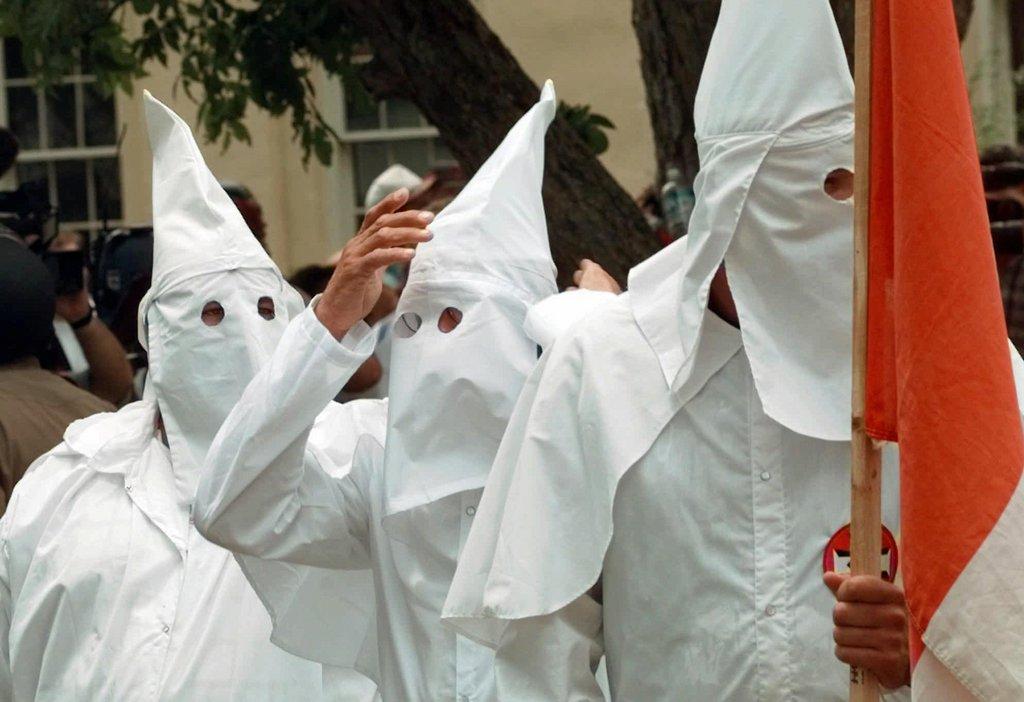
[{"xmin": 661, "ymin": 166, "xmax": 695, "ymax": 240}]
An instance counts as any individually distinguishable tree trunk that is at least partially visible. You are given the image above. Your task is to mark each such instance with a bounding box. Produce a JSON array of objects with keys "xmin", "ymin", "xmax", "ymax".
[
  {"xmin": 338, "ymin": 0, "xmax": 657, "ymax": 286},
  {"xmin": 634, "ymin": 0, "xmax": 976, "ymax": 185},
  {"xmin": 631, "ymin": 0, "xmax": 720, "ymax": 185}
]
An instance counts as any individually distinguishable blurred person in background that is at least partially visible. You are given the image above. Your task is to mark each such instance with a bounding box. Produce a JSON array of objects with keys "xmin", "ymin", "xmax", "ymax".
[
  {"xmin": 364, "ymin": 164, "xmax": 423, "ymax": 212},
  {"xmin": 222, "ymin": 181, "xmax": 269, "ymax": 253},
  {"xmin": 0, "ymin": 237, "xmax": 113, "ymax": 512},
  {"xmin": 0, "ymin": 131, "xmax": 18, "ymax": 237},
  {"xmin": 636, "ymin": 184, "xmax": 673, "ymax": 247},
  {"xmin": 288, "ymin": 264, "xmax": 335, "ymax": 305},
  {"xmin": 45, "ymin": 231, "xmax": 134, "ymax": 406},
  {"xmin": 982, "ymin": 144, "xmax": 1024, "ymax": 354},
  {"xmin": 0, "ymin": 127, "xmax": 133, "ymax": 407},
  {"xmin": 288, "ymin": 262, "xmax": 395, "ymax": 399}
]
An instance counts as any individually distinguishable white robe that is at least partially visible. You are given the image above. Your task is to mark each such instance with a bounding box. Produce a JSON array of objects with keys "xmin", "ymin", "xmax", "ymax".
[
  {"xmin": 444, "ymin": 294, "xmax": 931, "ymax": 701},
  {"xmin": 0, "ymin": 401, "xmax": 375, "ymax": 701},
  {"xmin": 194, "ymin": 306, "xmax": 498, "ymax": 701}
]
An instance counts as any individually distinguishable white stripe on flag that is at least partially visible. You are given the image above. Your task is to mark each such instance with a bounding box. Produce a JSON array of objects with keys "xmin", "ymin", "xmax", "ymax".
[{"xmin": 917, "ymin": 468, "xmax": 1024, "ymax": 701}]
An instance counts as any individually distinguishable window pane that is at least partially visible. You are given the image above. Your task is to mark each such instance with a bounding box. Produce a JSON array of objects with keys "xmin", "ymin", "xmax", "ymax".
[
  {"xmin": 345, "ymin": 88, "xmax": 380, "ymax": 132},
  {"xmin": 93, "ymin": 157, "xmax": 122, "ymax": 221},
  {"xmin": 84, "ymin": 84, "xmax": 117, "ymax": 146},
  {"xmin": 46, "ymin": 84, "xmax": 78, "ymax": 148},
  {"xmin": 55, "ymin": 160, "xmax": 88, "ymax": 223},
  {"xmin": 353, "ymin": 142, "xmax": 389, "ymax": 206},
  {"xmin": 385, "ymin": 99, "xmax": 424, "ymax": 129},
  {"xmin": 391, "ymin": 139, "xmax": 431, "ymax": 176},
  {"xmin": 432, "ymin": 138, "xmax": 454, "ymax": 164},
  {"xmin": 15, "ymin": 161, "xmax": 48, "ymax": 188},
  {"xmin": 8, "ymin": 87, "xmax": 40, "ymax": 150},
  {"xmin": 3, "ymin": 38, "xmax": 26, "ymax": 80}
]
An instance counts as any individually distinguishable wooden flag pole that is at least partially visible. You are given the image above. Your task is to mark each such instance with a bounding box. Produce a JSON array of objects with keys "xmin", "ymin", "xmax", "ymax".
[{"xmin": 850, "ymin": 0, "xmax": 883, "ymax": 700}]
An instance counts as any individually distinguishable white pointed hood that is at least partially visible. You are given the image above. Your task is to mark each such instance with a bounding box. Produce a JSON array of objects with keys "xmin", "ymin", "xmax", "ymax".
[
  {"xmin": 382, "ymin": 81, "xmax": 558, "ymax": 534},
  {"xmin": 408, "ymin": 80, "xmax": 558, "ymax": 298},
  {"xmin": 140, "ymin": 91, "xmax": 283, "ymax": 314},
  {"xmin": 139, "ymin": 91, "xmax": 302, "ymax": 504},
  {"xmin": 629, "ymin": 0, "xmax": 856, "ymax": 441}
]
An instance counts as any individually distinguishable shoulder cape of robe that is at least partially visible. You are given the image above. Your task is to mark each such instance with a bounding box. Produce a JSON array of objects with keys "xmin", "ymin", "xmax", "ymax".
[
  {"xmin": 442, "ymin": 292, "xmax": 743, "ymax": 645},
  {"xmin": 443, "ymin": 288, "xmax": 1024, "ymax": 648},
  {"xmin": 232, "ymin": 398, "xmax": 387, "ymax": 672}
]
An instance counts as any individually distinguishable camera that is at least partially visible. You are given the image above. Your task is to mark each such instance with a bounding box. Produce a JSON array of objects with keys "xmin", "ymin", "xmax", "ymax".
[
  {"xmin": 0, "ymin": 179, "xmax": 56, "ymax": 245},
  {"xmin": 0, "ymin": 179, "xmax": 88, "ymax": 295}
]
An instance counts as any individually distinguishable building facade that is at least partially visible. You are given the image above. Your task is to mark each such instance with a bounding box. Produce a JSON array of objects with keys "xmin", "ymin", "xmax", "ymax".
[{"xmin": 0, "ymin": 1, "xmax": 1015, "ymax": 275}]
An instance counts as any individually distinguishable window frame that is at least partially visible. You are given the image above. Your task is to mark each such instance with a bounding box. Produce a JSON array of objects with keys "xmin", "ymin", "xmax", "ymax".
[
  {"xmin": 0, "ymin": 41, "xmax": 123, "ymax": 233},
  {"xmin": 339, "ymin": 76, "xmax": 449, "ymax": 220}
]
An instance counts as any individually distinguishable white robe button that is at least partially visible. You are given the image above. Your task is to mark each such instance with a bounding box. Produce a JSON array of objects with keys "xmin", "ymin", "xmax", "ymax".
[
  {"xmin": 759, "ymin": 471, "xmax": 771, "ymax": 481},
  {"xmin": 465, "ymin": 506, "xmax": 477, "ymax": 517},
  {"xmin": 764, "ymin": 605, "xmax": 777, "ymax": 617}
]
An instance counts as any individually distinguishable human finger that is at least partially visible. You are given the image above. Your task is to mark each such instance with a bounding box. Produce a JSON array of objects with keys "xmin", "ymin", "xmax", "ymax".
[
  {"xmin": 362, "ymin": 227, "xmax": 433, "ymax": 254},
  {"xmin": 351, "ymin": 211, "xmax": 434, "ymax": 255},
  {"xmin": 833, "ymin": 626, "xmax": 903, "ymax": 651},
  {"xmin": 833, "ymin": 646, "xmax": 889, "ymax": 673},
  {"xmin": 833, "ymin": 602, "xmax": 906, "ymax": 629},
  {"xmin": 823, "ymin": 571, "xmax": 849, "ymax": 597},
  {"xmin": 361, "ymin": 188, "xmax": 410, "ymax": 232},
  {"xmin": 836, "ymin": 576, "xmax": 905, "ymax": 605},
  {"xmin": 356, "ymin": 247, "xmax": 416, "ymax": 274}
]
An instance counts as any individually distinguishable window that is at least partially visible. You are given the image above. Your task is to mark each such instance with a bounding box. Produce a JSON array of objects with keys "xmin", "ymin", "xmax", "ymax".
[
  {"xmin": 0, "ymin": 39, "xmax": 123, "ymax": 233},
  {"xmin": 341, "ymin": 87, "xmax": 453, "ymax": 225}
]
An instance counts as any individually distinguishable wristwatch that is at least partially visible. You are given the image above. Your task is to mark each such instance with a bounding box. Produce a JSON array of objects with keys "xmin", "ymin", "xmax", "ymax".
[{"xmin": 69, "ymin": 302, "xmax": 97, "ymax": 331}]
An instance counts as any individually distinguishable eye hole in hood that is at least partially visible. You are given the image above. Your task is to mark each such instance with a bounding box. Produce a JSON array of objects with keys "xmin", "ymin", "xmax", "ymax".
[
  {"xmin": 438, "ymin": 307, "xmax": 463, "ymax": 333},
  {"xmin": 201, "ymin": 301, "xmax": 224, "ymax": 326},
  {"xmin": 395, "ymin": 312, "xmax": 423, "ymax": 338},
  {"xmin": 257, "ymin": 296, "xmax": 276, "ymax": 320}
]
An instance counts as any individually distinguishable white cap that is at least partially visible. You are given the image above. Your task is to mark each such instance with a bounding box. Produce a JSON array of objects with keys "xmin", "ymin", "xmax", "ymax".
[
  {"xmin": 408, "ymin": 80, "xmax": 558, "ymax": 303},
  {"xmin": 365, "ymin": 164, "xmax": 423, "ymax": 209}
]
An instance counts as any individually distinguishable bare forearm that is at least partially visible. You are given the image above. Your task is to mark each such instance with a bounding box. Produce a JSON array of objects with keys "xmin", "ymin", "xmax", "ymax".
[{"xmin": 75, "ymin": 319, "xmax": 133, "ymax": 405}]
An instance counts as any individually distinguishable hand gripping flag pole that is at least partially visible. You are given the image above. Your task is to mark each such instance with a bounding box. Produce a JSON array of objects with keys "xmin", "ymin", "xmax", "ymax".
[{"xmin": 849, "ymin": 0, "xmax": 882, "ymax": 700}]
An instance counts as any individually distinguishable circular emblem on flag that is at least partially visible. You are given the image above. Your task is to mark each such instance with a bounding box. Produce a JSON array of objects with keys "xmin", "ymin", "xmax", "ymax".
[{"xmin": 822, "ymin": 524, "xmax": 899, "ymax": 583}]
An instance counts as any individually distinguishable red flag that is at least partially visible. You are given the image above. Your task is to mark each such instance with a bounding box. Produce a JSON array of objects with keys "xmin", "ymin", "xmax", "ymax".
[{"xmin": 865, "ymin": 0, "xmax": 1024, "ymax": 695}]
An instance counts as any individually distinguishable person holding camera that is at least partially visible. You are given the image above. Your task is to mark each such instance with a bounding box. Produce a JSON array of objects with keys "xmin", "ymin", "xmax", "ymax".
[
  {"xmin": 0, "ymin": 237, "xmax": 113, "ymax": 512},
  {"xmin": 46, "ymin": 231, "xmax": 134, "ymax": 406},
  {"xmin": 0, "ymin": 128, "xmax": 134, "ymax": 511}
]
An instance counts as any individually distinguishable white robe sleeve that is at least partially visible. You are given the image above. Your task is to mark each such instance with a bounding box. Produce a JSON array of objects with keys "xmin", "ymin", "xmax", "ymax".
[
  {"xmin": 494, "ymin": 595, "xmax": 606, "ymax": 702},
  {"xmin": 0, "ymin": 513, "xmax": 12, "ymax": 698},
  {"xmin": 193, "ymin": 304, "xmax": 387, "ymax": 671},
  {"xmin": 194, "ymin": 302, "xmax": 379, "ymax": 568},
  {"xmin": 523, "ymin": 290, "xmax": 617, "ymax": 349}
]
